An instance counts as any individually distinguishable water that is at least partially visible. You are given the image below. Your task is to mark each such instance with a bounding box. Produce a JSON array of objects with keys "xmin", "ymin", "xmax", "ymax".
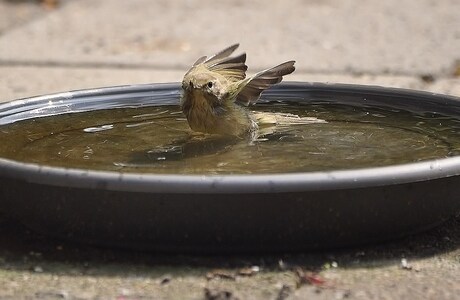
[{"xmin": 1, "ymin": 102, "xmax": 460, "ymax": 174}]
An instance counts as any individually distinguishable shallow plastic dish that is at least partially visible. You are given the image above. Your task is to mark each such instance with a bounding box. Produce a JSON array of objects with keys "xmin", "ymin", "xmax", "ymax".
[{"xmin": 1, "ymin": 82, "xmax": 459, "ymax": 252}]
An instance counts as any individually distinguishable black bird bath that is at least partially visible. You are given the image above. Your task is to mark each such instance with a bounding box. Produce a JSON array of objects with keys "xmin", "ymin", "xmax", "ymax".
[{"xmin": 0, "ymin": 82, "xmax": 459, "ymax": 252}]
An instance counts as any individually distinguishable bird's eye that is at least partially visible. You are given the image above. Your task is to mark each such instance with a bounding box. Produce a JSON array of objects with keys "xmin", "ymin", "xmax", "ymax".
[{"xmin": 207, "ymin": 82, "xmax": 213, "ymax": 88}]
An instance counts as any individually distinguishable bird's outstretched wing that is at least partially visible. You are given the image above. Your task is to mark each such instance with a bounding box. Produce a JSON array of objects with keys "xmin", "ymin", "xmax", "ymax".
[
  {"xmin": 189, "ymin": 44, "xmax": 248, "ymax": 81},
  {"xmin": 235, "ymin": 61, "xmax": 295, "ymax": 106}
]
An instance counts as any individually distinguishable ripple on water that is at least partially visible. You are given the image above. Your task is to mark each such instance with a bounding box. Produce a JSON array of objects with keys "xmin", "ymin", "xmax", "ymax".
[{"xmin": 1, "ymin": 103, "xmax": 460, "ymax": 174}]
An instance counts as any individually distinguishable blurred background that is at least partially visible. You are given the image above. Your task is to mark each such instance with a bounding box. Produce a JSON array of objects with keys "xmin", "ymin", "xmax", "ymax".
[{"xmin": 1, "ymin": 0, "xmax": 459, "ymax": 101}]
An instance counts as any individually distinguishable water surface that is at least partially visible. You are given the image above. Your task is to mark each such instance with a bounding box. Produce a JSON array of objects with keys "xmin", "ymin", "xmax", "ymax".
[{"xmin": 1, "ymin": 102, "xmax": 459, "ymax": 174}]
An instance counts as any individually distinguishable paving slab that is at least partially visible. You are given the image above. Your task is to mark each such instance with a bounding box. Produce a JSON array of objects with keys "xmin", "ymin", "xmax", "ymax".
[
  {"xmin": 0, "ymin": 215, "xmax": 457, "ymax": 299},
  {"xmin": 0, "ymin": 65, "xmax": 184, "ymax": 102},
  {"xmin": 1, "ymin": 0, "xmax": 459, "ymax": 75},
  {"xmin": 0, "ymin": 0, "xmax": 46, "ymax": 34},
  {"xmin": 3, "ymin": 65, "xmax": 460, "ymax": 102}
]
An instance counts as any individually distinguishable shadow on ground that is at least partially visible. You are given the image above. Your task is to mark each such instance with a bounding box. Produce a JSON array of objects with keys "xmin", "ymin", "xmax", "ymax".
[{"xmin": 0, "ymin": 212, "xmax": 458, "ymax": 276}]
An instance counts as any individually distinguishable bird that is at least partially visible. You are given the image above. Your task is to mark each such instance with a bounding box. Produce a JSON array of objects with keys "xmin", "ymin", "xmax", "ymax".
[{"xmin": 180, "ymin": 44, "xmax": 296, "ymax": 137}]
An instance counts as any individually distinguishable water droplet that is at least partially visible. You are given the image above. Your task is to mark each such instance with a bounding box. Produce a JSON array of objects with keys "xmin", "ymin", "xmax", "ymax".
[
  {"xmin": 83, "ymin": 148, "xmax": 93, "ymax": 154},
  {"xmin": 83, "ymin": 124, "xmax": 114, "ymax": 133}
]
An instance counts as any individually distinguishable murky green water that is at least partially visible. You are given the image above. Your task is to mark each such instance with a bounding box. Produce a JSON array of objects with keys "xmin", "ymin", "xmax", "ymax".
[{"xmin": 1, "ymin": 103, "xmax": 459, "ymax": 174}]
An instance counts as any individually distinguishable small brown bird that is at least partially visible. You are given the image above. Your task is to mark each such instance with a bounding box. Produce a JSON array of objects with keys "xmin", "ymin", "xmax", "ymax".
[{"xmin": 181, "ymin": 44, "xmax": 295, "ymax": 137}]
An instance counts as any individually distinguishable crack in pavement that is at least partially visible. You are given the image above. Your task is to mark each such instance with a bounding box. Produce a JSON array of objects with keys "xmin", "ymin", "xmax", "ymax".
[{"xmin": 0, "ymin": 59, "xmax": 454, "ymax": 79}]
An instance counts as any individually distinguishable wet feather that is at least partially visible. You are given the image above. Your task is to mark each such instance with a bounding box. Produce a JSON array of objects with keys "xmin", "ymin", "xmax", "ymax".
[{"xmin": 181, "ymin": 44, "xmax": 296, "ymax": 137}]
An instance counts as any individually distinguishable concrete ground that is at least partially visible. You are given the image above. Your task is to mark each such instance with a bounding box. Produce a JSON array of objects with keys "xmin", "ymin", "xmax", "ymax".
[{"xmin": 0, "ymin": 0, "xmax": 459, "ymax": 299}]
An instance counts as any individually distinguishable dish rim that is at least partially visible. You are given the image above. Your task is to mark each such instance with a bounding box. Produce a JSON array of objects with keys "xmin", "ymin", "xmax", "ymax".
[{"xmin": 1, "ymin": 81, "xmax": 460, "ymax": 194}]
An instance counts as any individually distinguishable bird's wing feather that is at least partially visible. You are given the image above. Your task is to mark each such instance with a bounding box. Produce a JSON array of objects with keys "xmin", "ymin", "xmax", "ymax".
[
  {"xmin": 235, "ymin": 61, "xmax": 295, "ymax": 106},
  {"xmin": 199, "ymin": 44, "xmax": 248, "ymax": 81},
  {"xmin": 207, "ymin": 53, "xmax": 248, "ymax": 81},
  {"xmin": 192, "ymin": 56, "xmax": 207, "ymax": 66},
  {"xmin": 185, "ymin": 44, "xmax": 246, "ymax": 81},
  {"xmin": 204, "ymin": 44, "xmax": 240, "ymax": 64}
]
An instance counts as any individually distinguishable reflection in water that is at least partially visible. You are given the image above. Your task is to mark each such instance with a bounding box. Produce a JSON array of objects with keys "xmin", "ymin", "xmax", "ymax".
[
  {"xmin": 0, "ymin": 102, "xmax": 459, "ymax": 174},
  {"xmin": 129, "ymin": 134, "xmax": 239, "ymax": 165}
]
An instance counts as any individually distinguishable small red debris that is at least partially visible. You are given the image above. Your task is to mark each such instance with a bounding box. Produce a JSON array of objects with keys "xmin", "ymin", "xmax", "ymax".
[{"xmin": 294, "ymin": 267, "xmax": 328, "ymax": 288}]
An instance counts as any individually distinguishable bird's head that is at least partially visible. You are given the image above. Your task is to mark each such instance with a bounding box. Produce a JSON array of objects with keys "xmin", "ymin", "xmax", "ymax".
[{"xmin": 182, "ymin": 67, "xmax": 228, "ymax": 106}]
